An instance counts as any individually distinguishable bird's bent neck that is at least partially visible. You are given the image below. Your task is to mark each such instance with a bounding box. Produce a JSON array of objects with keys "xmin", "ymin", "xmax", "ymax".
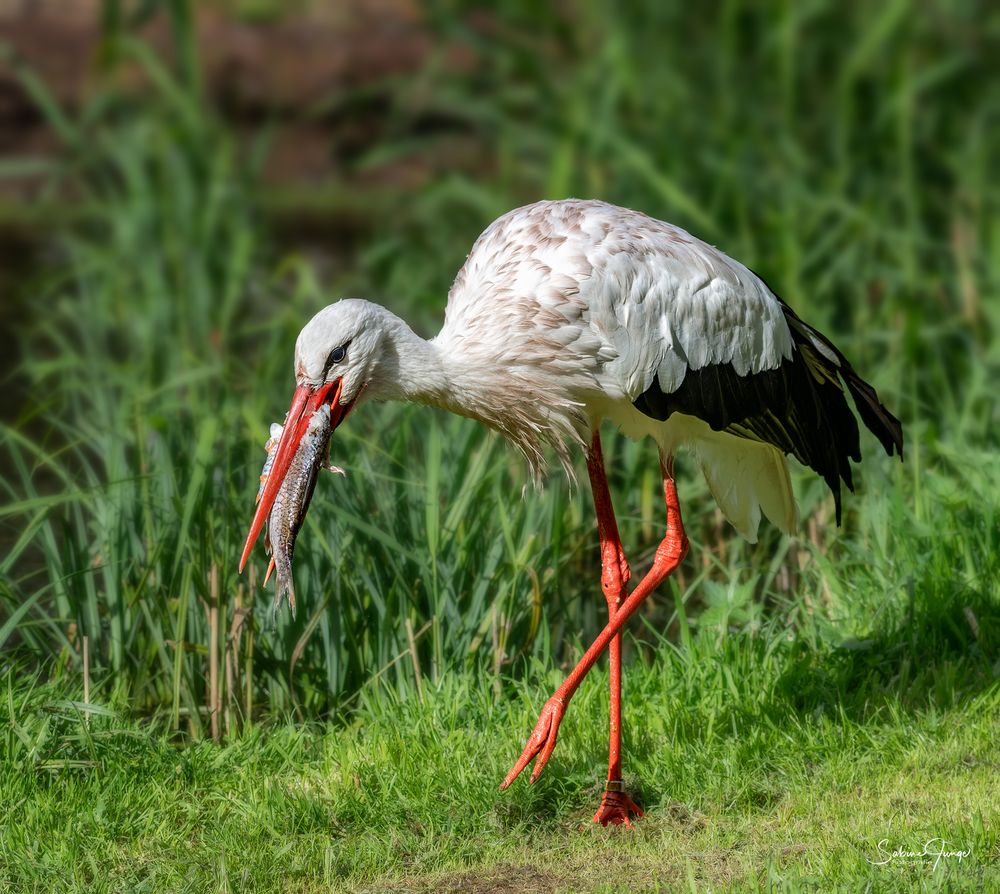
[
  {"xmin": 368, "ymin": 307, "xmax": 506, "ymax": 423},
  {"xmin": 366, "ymin": 309, "xmax": 452, "ymax": 408},
  {"xmin": 366, "ymin": 304, "xmax": 587, "ymax": 481}
]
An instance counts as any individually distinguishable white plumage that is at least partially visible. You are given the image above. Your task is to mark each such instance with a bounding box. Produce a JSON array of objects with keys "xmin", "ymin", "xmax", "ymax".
[
  {"xmin": 245, "ymin": 198, "xmax": 902, "ymax": 825},
  {"xmin": 297, "ymin": 198, "xmax": 893, "ymax": 540},
  {"xmin": 438, "ymin": 199, "xmax": 800, "ymax": 538}
]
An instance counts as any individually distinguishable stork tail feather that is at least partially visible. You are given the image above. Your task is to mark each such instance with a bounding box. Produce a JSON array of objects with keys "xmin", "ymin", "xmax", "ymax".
[{"xmin": 841, "ymin": 367, "xmax": 904, "ymax": 460}]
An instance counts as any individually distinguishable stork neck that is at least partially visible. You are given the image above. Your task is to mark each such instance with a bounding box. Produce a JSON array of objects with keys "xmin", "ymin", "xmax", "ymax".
[
  {"xmin": 375, "ymin": 310, "xmax": 497, "ymax": 422},
  {"xmin": 373, "ymin": 312, "xmax": 452, "ymax": 408},
  {"xmin": 368, "ymin": 304, "xmax": 587, "ymax": 479}
]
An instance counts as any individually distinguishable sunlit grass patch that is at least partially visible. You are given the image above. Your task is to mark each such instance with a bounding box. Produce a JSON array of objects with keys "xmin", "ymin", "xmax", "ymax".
[{"xmin": 2, "ymin": 629, "xmax": 996, "ymax": 892}]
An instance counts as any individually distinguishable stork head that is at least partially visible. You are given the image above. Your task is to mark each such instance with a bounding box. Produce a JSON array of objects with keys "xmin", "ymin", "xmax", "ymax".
[
  {"xmin": 238, "ymin": 298, "xmax": 386, "ymax": 572},
  {"xmin": 292, "ymin": 298, "xmax": 393, "ymax": 404}
]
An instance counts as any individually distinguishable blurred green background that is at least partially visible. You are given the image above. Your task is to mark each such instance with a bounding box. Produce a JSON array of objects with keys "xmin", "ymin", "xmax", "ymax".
[{"xmin": 1, "ymin": 0, "xmax": 997, "ymax": 735}]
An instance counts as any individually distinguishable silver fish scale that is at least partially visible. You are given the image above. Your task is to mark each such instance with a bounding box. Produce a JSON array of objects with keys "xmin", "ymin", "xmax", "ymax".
[{"xmin": 262, "ymin": 404, "xmax": 333, "ymax": 622}]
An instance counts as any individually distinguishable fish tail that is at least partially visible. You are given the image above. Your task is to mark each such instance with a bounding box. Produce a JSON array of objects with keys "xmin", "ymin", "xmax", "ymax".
[{"xmin": 269, "ymin": 571, "xmax": 296, "ymax": 625}]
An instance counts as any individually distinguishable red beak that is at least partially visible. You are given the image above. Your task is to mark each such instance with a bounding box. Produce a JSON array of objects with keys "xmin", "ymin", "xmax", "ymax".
[{"xmin": 238, "ymin": 379, "xmax": 351, "ymax": 573}]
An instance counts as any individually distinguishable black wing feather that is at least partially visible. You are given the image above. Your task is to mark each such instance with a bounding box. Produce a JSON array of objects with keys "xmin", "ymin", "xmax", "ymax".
[{"xmin": 632, "ymin": 289, "xmax": 903, "ymax": 524}]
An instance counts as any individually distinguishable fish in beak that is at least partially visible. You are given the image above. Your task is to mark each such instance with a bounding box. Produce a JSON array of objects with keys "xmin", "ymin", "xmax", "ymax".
[{"xmin": 239, "ymin": 379, "xmax": 353, "ymax": 576}]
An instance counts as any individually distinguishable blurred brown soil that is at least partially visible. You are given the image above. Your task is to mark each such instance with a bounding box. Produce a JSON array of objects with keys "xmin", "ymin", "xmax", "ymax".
[{"xmin": 0, "ymin": 0, "xmax": 477, "ymax": 206}]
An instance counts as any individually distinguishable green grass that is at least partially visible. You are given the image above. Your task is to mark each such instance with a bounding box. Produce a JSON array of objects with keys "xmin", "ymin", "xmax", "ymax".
[
  {"xmin": 4, "ymin": 567, "xmax": 998, "ymax": 892},
  {"xmin": 3, "ymin": 416, "xmax": 999, "ymax": 890},
  {"xmin": 1, "ymin": 0, "xmax": 998, "ymax": 891}
]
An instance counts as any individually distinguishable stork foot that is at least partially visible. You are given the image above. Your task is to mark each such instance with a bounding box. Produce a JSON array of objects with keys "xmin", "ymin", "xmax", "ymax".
[
  {"xmin": 592, "ymin": 782, "xmax": 644, "ymax": 828},
  {"xmin": 499, "ymin": 695, "xmax": 567, "ymax": 789}
]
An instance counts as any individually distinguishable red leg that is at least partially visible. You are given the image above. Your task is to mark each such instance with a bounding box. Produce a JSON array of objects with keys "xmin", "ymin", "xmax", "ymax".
[
  {"xmin": 500, "ymin": 452, "xmax": 688, "ymax": 793},
  {"xmin": 585, "ymin": 433, "xmax": 643, "ymax": 827}
]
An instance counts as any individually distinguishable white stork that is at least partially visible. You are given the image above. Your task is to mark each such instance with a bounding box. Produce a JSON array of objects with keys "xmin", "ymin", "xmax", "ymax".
[{"xmin": 239, "ymin": 199, "xmax": 903, "ymax": 827}]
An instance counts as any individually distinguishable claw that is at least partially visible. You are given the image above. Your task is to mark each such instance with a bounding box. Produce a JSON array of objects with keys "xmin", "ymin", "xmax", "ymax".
[
  {"xmin": 592, "ymin": 784, "xmax": 644, "ymax": 828},
  {"xmin": 499, "ymin": 695, "xmax": 567, "ymax": 789}
]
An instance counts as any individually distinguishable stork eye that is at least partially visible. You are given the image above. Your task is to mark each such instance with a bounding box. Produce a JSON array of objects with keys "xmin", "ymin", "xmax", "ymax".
[{"xmin": 328, "ymin": 344, "xmax": 347, "ymax": 365}]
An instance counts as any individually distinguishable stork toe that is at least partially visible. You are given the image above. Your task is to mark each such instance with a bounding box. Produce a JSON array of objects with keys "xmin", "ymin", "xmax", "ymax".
[
  {"xmin": 592, "ymin": 785, "xmax": 644, "ymax": 828},
  {"xmin": 499, "ymin": 695, "xmax": 567, "ymax": 789}
]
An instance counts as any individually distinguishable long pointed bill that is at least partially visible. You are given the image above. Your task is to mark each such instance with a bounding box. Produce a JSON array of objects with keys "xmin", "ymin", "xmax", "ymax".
[{"xmin": 238, "ymin": 379, "xmax": 350, "ymax": 573}]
